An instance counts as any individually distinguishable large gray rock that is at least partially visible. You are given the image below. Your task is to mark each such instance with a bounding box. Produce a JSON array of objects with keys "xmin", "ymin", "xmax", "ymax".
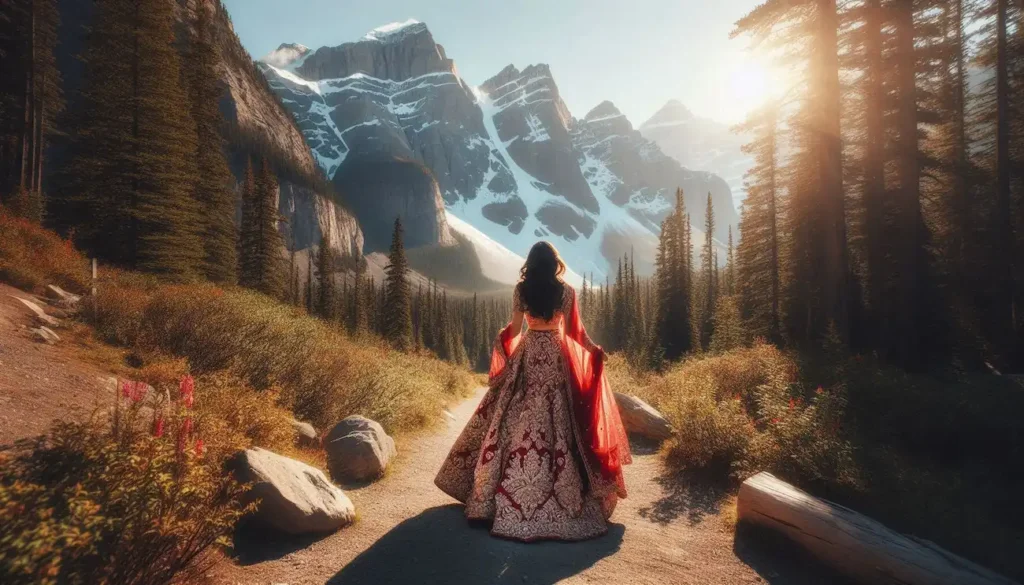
[
  {"xmin": 291, "ymin": 419, "xmax": 320, "ymax": 449},
  {"xmin": 325, "ymin": 416, "xmax": 397, "ymax": 483},
  {"xmin": 30, "ymin": 326, "xmax": 60, "ymax": 345},
  {"xmin": 10, "ymin": 296, "xmax": 60, "ymax": 327},
  {"xmin": 46, "ymin": 284, "xmax": 82, "ymax": 307},
  {"xmin": 229, "ymin": 448, "xmax": 354, "ymax": 535},
  {"xmin": 614, "ymin": 392, "xmax": 674, "ymax": 441}
]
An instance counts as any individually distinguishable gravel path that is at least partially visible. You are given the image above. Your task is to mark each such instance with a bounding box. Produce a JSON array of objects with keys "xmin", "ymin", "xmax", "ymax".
[
  {"xmin": 211, "ymin": 389, "xmax": 841, "ymax": 585},
  {"xmin": 0, "ymin": 283, "xmax": 112, "ymax": 446}
]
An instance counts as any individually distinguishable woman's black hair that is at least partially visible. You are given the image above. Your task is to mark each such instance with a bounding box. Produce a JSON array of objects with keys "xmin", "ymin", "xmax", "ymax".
[{"xmin": 518, "ymin": 241, "xmax": 567, "ymax": 321}]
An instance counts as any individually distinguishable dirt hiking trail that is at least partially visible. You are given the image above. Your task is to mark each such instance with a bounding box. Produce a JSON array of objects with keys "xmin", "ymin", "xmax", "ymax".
[
  {"xmin": 212, "ymin": 388, "xmax": 844, "ymax": 585},
  {"xmin": 0, "ymin": 282, "xmax": 840, "ymax": 585}
]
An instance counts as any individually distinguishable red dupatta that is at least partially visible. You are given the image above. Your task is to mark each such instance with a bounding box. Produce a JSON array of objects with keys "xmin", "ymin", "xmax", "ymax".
[{"xmin": 489, "ymin": 288, "xmax": 631, "ymax": 485}]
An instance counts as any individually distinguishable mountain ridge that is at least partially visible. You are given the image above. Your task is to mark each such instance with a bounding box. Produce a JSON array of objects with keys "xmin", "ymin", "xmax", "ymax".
[{"xmin": 259, "ymin": 21, "xmax": 737, "ymax": 280}]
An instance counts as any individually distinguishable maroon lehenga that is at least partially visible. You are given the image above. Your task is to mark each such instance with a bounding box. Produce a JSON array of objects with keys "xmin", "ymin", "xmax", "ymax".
[{"xmin": 434, "ymin": 284, "xmax": 631, "ymax": 542}]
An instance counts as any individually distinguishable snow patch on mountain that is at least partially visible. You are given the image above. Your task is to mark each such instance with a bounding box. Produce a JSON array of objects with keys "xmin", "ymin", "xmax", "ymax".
[
  {"xmin": 445, "ymin": 211, "xmax": 582, "ymax": 287},
  {"xmin": 363, "ymin": 19, "xmax": 426, "ymax": 42}
]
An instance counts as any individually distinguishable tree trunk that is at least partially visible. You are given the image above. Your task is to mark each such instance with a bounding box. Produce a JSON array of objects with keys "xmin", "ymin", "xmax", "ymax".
[
  {"xmin": 894, "ymin": 0, "xmax": 924, "ymax": 364},
  {"xmin": 33, "ymin": 66, "xmax": 44, "ymax": 195},
  {"xmin": 995, "ymin": 0, "xmax": 1015, "ymax": 335},
  {"xmin": 863, "ymin": 0, "xmax": 886, "ymax": 345},
  {"xmin": 951, "ymin": 0, "xmax": 969, "ymax": 271},
  {"xmin": 816, "ymin": 0, "xmax": 849, "ymax": 343},
  {"xmin": 768, "ymin": 109, "xmax": 781, "ymax": 342},
  {"xmin": 19, "ymin": 0, "xmax": 35, "ymax": 190}
]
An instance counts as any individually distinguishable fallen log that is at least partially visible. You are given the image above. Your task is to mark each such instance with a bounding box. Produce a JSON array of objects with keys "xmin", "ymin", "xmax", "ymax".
[{"xmin": 736, "ymin": 472, "xmax": 1019, "ymax": 585}]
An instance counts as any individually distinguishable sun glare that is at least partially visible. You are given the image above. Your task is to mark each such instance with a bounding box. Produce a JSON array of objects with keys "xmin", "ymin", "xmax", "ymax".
[{"xmin": 716, "ymin": 60, "xmax": 785, "ymax": 123}]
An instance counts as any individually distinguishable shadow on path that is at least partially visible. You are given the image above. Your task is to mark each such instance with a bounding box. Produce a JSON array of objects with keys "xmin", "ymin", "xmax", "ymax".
[
  {"xmin": 733, "ymin": 524, "xmax": 855, "ymax": 585},
  {"xmin": 231, "ymin": 518, "xmax": 334, "ymax": 566},
  {"xmin": 637, "ymin": 467, "xmax": 732, "ymax": 526},
  {"xmin": 327, "ymin": 505, "xmax": 624, "ymax": 585}
]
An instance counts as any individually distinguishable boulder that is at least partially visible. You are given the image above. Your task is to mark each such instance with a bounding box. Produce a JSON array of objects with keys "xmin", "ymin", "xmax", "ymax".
[
  {"xmin": 325, "ymin": 415, "xmax": 397, "ymax": 483},
  {"xmin": 9, "ymin": 295, "xmax": 60, "ymax": 327},
  {"xmin": 228, "ymin": 447, "xmax": 354, "ymax": 535},
  {"xmin": 30, "ymin": 326, "xmax": 60, "ymax": 345},
  {"xmin": 614, "ymin": 392, "xmax": 674, "ymax": 441},
  {"xmin": 46, "ymin": 284, "xmax": 81, "ymax": 307},
  {"xmin": 291, "ymin": 419, "xmax": 320, "ymax": 448}
]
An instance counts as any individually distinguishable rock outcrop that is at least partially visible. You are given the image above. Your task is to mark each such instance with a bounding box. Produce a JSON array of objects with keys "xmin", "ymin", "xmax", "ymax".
[
  {"xmin": 228, "ymin": 448, "xmax": 354, "ymax": 534},
  {"xmin": 325, "ymin": 416, "xmax": 397, "ymax": 483}
]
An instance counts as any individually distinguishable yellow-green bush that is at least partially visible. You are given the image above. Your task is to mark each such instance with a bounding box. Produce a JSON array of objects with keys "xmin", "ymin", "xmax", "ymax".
[
  {"xmin": 0, "ymin": 208, "xmax": 88, "ymax": 294},
  {"xmin": 0, "ymin": 383, "xmax": 247, "ymax": 585},
  {"xmin": 618, "ymin": 342, "xmax": 857, "ymax": 485},
  {"xmin": 92, "ymin": 281, "xmax": 474, "ymax": 432}
]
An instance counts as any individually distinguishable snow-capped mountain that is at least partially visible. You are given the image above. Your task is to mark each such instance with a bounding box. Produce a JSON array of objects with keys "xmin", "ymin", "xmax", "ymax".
[
  {"xmin": 640, "ymin": 100, "xmax": 752, "ymax": 209},
  {"xmin": 259, "ymin": 20, "xmax": 736, "ymax": 282}
]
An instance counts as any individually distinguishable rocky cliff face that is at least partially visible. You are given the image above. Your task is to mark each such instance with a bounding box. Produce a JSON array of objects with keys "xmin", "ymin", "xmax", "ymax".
[
  {"xmin": 186, "ymin": 0, "xmax": 364, "ymax": 261},
  {"xmin": 572, "ymin": 101, "xmax": 736, "ymax": 243},
  {"xmin": 261, "ymin": 20, "xmax": 736, "ymax": 280},
  {"xmin": 640, "ymin": 100, "xmax": 752, "ymax": 211}
]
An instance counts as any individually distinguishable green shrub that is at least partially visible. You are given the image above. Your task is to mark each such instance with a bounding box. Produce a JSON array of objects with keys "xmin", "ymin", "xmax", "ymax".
[
  {"xmin": 0, "ymin": 378, "xmax": 247, "ymax": 585},
  {"xmin": 624, "ymin": 342, "xmax": 858, "ymax": 486}
]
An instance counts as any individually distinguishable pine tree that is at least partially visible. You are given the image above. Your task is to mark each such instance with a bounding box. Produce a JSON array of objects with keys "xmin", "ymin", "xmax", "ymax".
[
  {"xmin": 57, "ymin": 0, "xmax": 203, "ymax": 278},
  {"xmin": 187, "ymin": 4, "xmax": 237, "ymax": 283},
  {"xmin": 699, "ymin": 193, "xmax": 716, "ymax": 349},
  {"xmin": 383, "ymin": 216, "xmax": 412, "ymax": 349},
  {"xmin": 239, "ymin": 157, "xmax": 285, "ymax": 297},
  {"xmin": 726, "ymin": 226, "xmax": 735, "ymax": 296},
  {"xmin": 710, "ymin": 295, "xmax": 745, "ymax": 353},
  {"xmin": 0, "ymin": 0, "xmax": 63, "ymax": 219},
  {"xmin": 315, "ymin": 232, "xmax": 335, "ymax": 320},
  {"xmin": 734, "ymin": 0, "xmax": 850, "ymax": 346},
  {"xmin": 736, "ymin": 102, "xmax": 782, "ymax": 343},
  {"xmin": 129, "ymin": 0, "xmax": 204, "ymax": 278}
]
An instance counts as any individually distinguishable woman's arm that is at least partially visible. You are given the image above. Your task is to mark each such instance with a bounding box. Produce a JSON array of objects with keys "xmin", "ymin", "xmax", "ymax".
[
  {"xmin": 511, "ymin": 308, "xmax": 525, "ymax": 335},
  {"xmin": 511, "ymin": 283, "xmax": 526, "ymax": 334}
]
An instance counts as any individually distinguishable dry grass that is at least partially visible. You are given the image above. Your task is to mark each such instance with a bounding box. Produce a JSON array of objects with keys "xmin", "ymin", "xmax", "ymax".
[
  {"xmin": 0, "ymin": 214, "xmax": 475, "ymax": 449},
  {"xmin": 0, "ymin": 208, "xmax": 89, "ymax": 295},
  {"xmin": 612, "ymin": 343, "xmax": 857, "ymax": 486},
  {"xmin": 88, "ymin": 276, "xmax": 475, "ymax": 435}
]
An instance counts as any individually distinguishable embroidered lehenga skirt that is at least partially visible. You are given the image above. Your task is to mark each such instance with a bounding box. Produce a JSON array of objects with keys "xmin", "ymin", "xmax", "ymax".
[{"xmin": 434, "ymin": 330, "xmax": 622, "ymax": 542}]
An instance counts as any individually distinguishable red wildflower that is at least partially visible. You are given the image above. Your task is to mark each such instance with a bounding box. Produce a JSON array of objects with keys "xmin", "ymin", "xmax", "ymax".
[
  {"xmin": 152, "ymin": 416, "xmax": 164, "ymax": 438},
  {"xmin": 771, "ymin": 417, "xmax": 781, "ymax": 424},
  {"xmin": 121, "ymin": 380, "xmax": 147, "ymax": 402},
  {"xmin": 195, "ymin": 439, "xmax": 205, "ymax": 457},
  {"xmin": 788, "ymin": 398, "xmax": 795, "ymax": 410},
  {"xmin": 816, "ymin": 386, "xmax": 824, "ymax": 395},
  {"xmin": 179, "ymin": 375, "xmax": 195, "ymax": 409},
  {"xmin": 733, "ymin": 393, "xmax": 741, "ymax": 401}
]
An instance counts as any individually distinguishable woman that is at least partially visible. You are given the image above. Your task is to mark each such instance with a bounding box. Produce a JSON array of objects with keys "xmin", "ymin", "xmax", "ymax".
[{"xmin": 435, "ymin": 241, "xmax": 631, "ymax": 542}]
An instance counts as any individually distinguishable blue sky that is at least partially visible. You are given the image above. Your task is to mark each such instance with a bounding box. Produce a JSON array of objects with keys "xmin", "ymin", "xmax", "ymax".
[{"xmin": 222, "ymin": 0, "xmax": 767, "ymax": 126}]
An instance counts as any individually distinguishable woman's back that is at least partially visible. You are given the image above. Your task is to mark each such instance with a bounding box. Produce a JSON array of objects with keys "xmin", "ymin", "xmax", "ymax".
[{"xmin": 514, "ymin": 281, "xmax": 571, "ymax": 330}]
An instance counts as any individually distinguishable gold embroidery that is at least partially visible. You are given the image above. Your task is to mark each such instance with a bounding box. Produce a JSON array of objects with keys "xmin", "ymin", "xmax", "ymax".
[{"xmin": 434, "ymin": 330, "xmax": 621, "ymax": 542}]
